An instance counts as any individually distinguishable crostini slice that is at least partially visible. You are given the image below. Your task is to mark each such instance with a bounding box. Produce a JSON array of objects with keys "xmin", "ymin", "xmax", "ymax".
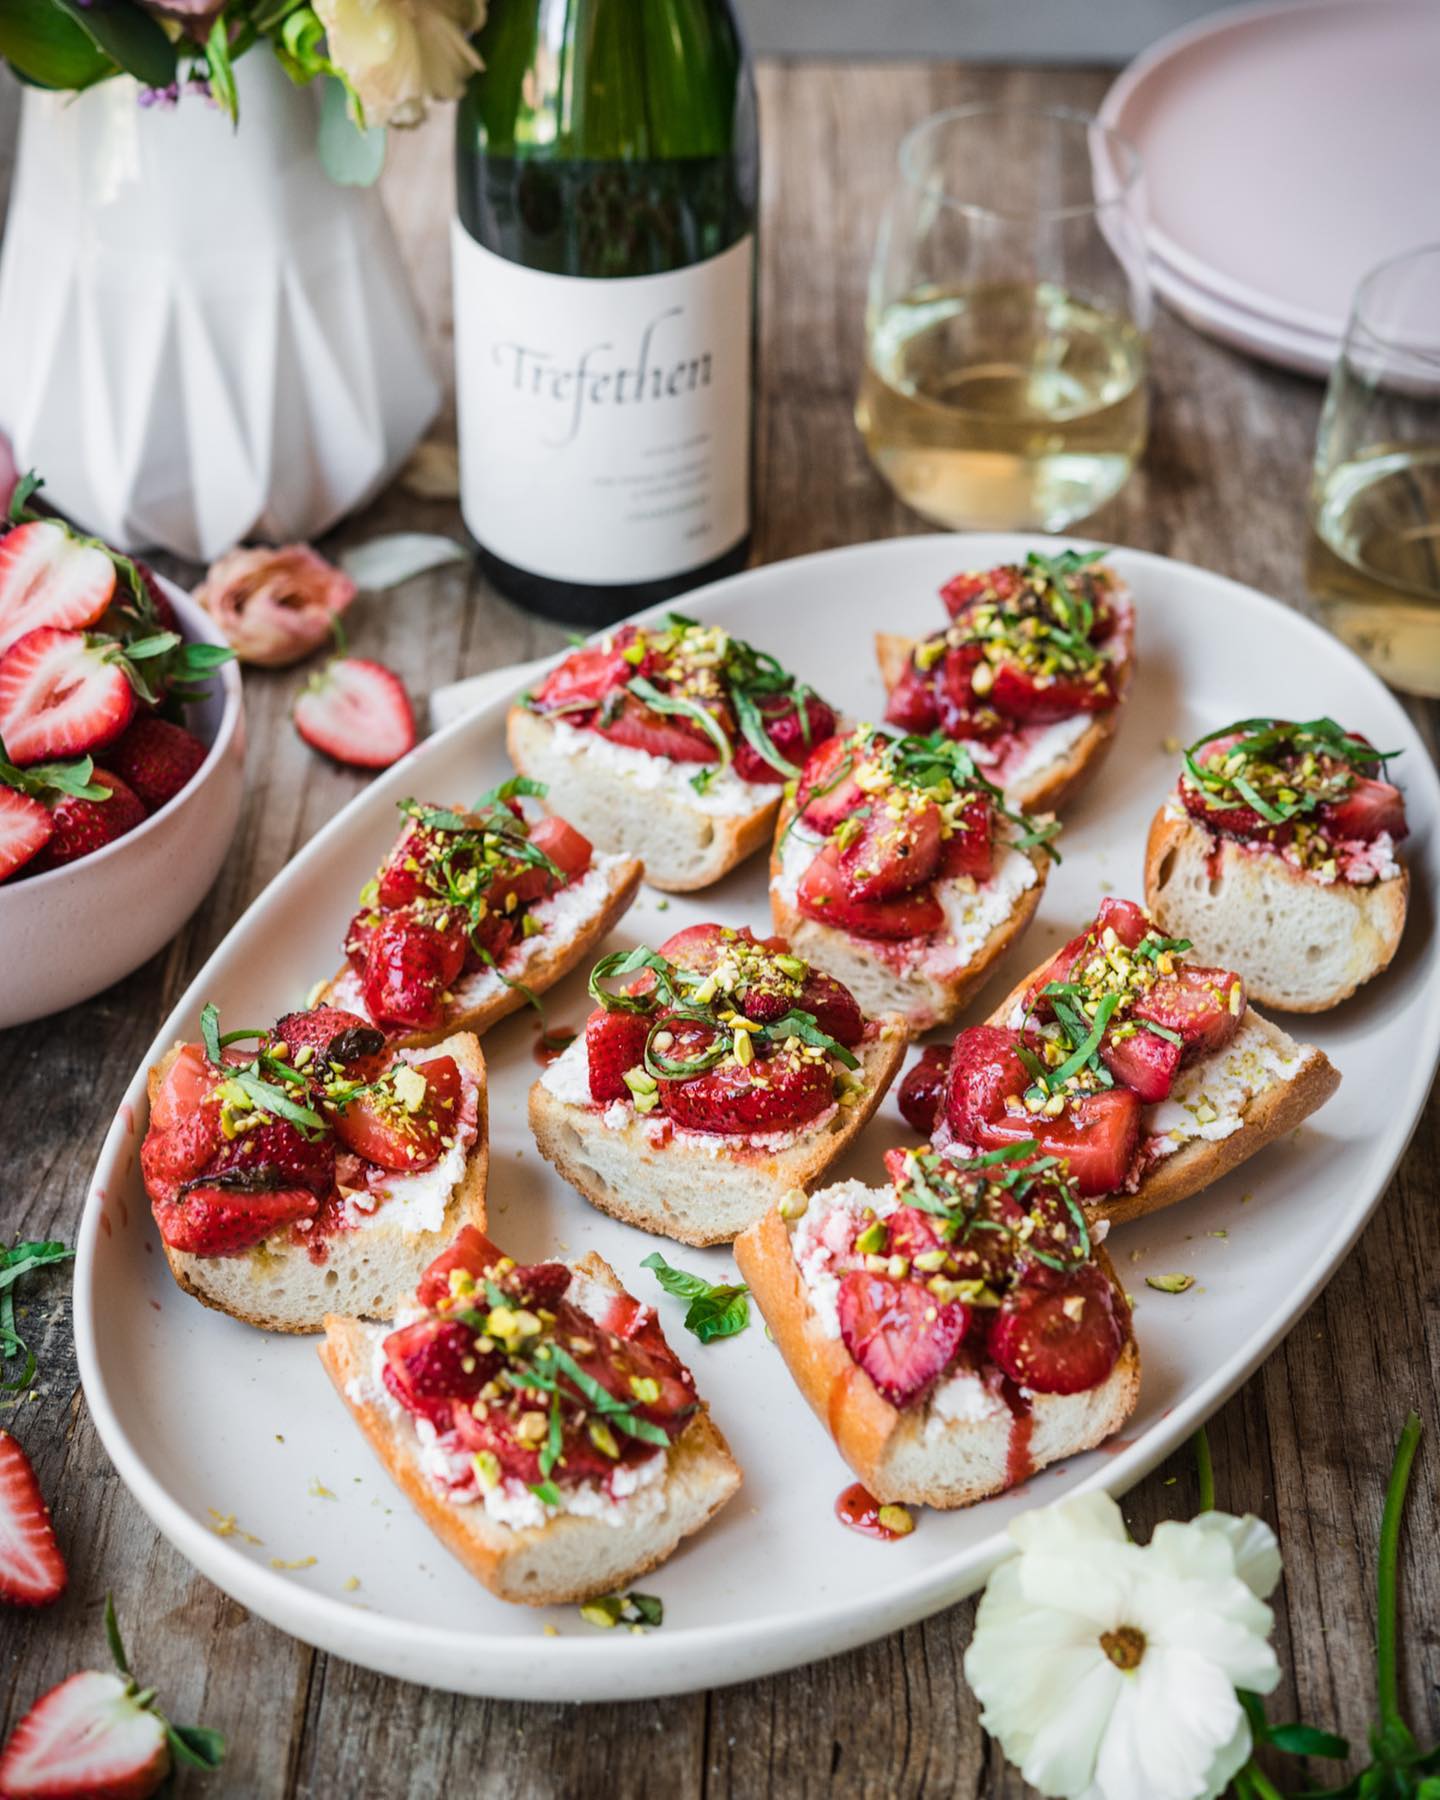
[
  {"xmin": 141, "ymin": 1005, "xmax": 488, "ymax": 1333},
  {"xmin": 734, "ymin": 1146, "xmax": 1140, "ymax": 1509},
  {"xmin": 874, "ymin": 550, "xmax": 1134, "ymax": 813},
  {"xmin": 320, "ymin": 1225, "xmax": 742, "ymax": 1606},
  {"xmin": 770, "ymin": 725, "xmax": 1057, "ymax": 1031},
  {"xmin": 913, "ymin": 896, "xmax": 1339, "ymax": 1228},
  {"xmin": 507, "ymin": 614, "xmax": 836, "ymax": 892},
  {"xmin": 530, "ymin": 923, "xmax": 908, "ymax": 1246},
  {"xmin": 1145, "ymin": 716, "xmax": 1409, "ymax": 1013},
  {"xmin": 319, "ymin": 781, "xmax": 642, "ymax": 1050}
]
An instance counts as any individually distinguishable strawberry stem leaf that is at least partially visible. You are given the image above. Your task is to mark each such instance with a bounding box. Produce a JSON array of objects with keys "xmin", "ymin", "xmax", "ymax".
[
  {"xmin": 104, "ymin": 1593, "xmax": 131, "ymax": 1677},
  {"xmin": 168, "ymin": 1723, "xmax": 227, "ymax": 1771}
]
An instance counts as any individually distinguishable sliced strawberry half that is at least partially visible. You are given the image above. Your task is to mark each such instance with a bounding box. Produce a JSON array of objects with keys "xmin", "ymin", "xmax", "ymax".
[
  {"xmin": 977, "ymin": 1089, "xmax": 1142, "ymax": 1198},
  {"xmin": 0, "ymin": 520, "xmax": 116, "ymax": 658},
  {"xmin": 152, "ymin": 1184, "xmax": 319, "ymax": 1256},
  {"xmin": 0, "ymin": 1432, "xmax": 66, "ymax": 1607},
  {"xmin": 585, "ymin": 1006, "xmax": 652, "ymax": 1102},
  {"xmin": 838, "ymin": 799, "xmax": 942, "ymax": 901},
  {"xmin": 797, "ymin": 842, "xmax": 945, "ymax": 940},
  {"xmin": 898, "ymin": 1041, "xmax": 952, "ymax": 1137},
  {"xmin": 657, "ymin": 1044, "xmax": 833, "ymax": 1134},
  {"xmin": 331, "ymin": 1054, "xmax": 462, "ymax": 1172},
  {"xmin": 293, "ymin": 656, "xmax": 415, "ymax": 770},
  {"xmin": 986, "ymin": 1266, "xmax": 1126, "ymax": 1394},
  {"xmin": 837, "ymin": 1271, "xmax": 968, "ymax": 1407},
  {"xmin": 0, "ymin": 788, "xmax": 53, "ymax": 882},
  {"xmin": 0, "ymin": 627, "xmax": 135, "ymax": 767},
  {"xmin": 0, "ymin": 1670, "xmax": 170, "ymax": 1800},
  {"xmin": 1322, "ymin": 775, "xmax": 1407, "ymax": 842}
]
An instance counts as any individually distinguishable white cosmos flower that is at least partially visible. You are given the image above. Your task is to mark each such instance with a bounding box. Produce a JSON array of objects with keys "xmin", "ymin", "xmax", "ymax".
[{"xmin": 963, "ymin": 1492, "xmax": 1282, "ymax": 1800}]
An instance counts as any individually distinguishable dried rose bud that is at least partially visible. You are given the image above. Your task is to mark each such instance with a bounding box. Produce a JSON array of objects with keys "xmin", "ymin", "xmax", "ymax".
[{"xmin": 194, "ymin": 544, "xmax": 356, "ymax": 668}]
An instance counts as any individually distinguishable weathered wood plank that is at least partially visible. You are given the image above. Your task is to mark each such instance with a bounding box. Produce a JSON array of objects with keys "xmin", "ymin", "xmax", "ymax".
[{"xmin": 0, "ymin": 56, "xmax": 1435, "ymax": 1800}]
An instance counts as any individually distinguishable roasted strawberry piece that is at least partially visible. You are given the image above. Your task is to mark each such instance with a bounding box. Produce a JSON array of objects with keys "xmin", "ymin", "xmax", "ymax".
[
  {"xmin": 1134, "ymin": 966, "xmax": 1243, "ymax": 1059},
  {"xmin": 1322, "ymin": 775, "xmax": 1407, "ymax": 842},
  {"xmin": 883, "ymin": 1203, "xmax": 950, "ymax": 1265},
  {"xmin": 530, "ymin": 633, "xmax": 639, "ymax": 712},
  {"xmin": 884, "ymin": 657, "xmax": 941, "ymax": 733},
  {"xmin": 988, "ymin": 659, "xmax": 1112, "ymax": 722},
  {"xmin": 0, "ymin": 626, "xmax": 136, "ymax": 766},
  {"xmin": 330, "ymin": 1055, "xmax": 463, "ymax": 1172},
  {"xmin": 796, "ymin": 843, "xmax": 945, "ymax": 940},
  {"xmin": 936, "ymin": 797, "xmax": 993, "ymax": 881},
  {"xmin": 506, "ymin": 1260, "xmax": 573, "ymax": 1309},
  {"xmin": 152, "ymin": 1184, "xmax": 320, "ymax": 1256},
  {"xmin": 1179, "ymin": 778, "xmax": 1276, "ymax": 842},
  {"xmin": 941, "ymin": 1027, "xmax": 1032, "ymax": 1144},
  {"xmin": 655, "ymin": 920, "xmax": 730, "ymax": 970},
  {"xmin": 102, "ymin": 716, "xmax": 207, "ymax": 813},
  {"xmin": 528, "ymin": 813, "xmax": 593, "ymax": 881},
  {"xmin": 837, "ymin": 1270, "xmax": 968, "ymax": 1407},
  {"xmin": 796, "ymin": 734, "xmax": 862, "ymax": 831},
  {"xmin": 1029, "ymin": 896, "xmax": 1151, "ymax": 1014},
  {"xmin": 360, "ymin": 909, "xmax": 468, "ymax": 1032},
  {"xmin": 270, "ymin": 1006, "xmax": 381, "ymax": 1069},
  {"xmin": 837, "ymin": 799, "xmax": 942, "ymax": 901},
  {"xmin": 939, "ymin": 570, "xmax": 992, "ymax": 617},
  {"xmin": 594, "ymin": 692, "xmax": 722, "ymax": 763},
  {"xmin": 29, "ymin": 769, "xmax": 145, "ymax": 871},
  {"xmin": 415, "ymin": 1224, "xmax": 505, "ymax": 1308},
  {"xmin": 977, "ymin": 1089, "xmax": 1143, "ymax": 1198},
  {"xmin": 585, "ymin": 1006, "xmax": 652, "ymax": 1102},
  {"xmin": 986, "ymin": 1266, "xmax": 1126, "ymax": 1395},
  {"xmin": 384, "ymin": 1317, "xmax": 495, "ymax": 1410},
  {"xmin": 658, "ymin": 1043, "xmax": 834, "ymax": 1134},
  {"xmin": 139, "ymin": 1045, "xmax": 223, "ymax": 1205},
  {"xmin": 375, "ymin": 817, "xmax": 434, "ymax": 908},
  {"xmin": 732, "ymin": 691, "xmax": 837, "ymax": 782},
  {"xmin": 898, "ymin": 1042, "xmax": 952, "ymax": 1136},
  {"xmin": 1099, "ymin": 1026, "xmax": 1182, "ymax": 1104},
  {"xmin": 793, "ymin": 968, "xmax": 865, "ymax": 1047},
  {"xmin": 206, "ymin": 1117, "xmax": 336, "ymax": 1197}
]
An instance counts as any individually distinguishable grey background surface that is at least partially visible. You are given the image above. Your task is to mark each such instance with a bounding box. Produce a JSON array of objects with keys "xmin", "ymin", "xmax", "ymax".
[{"xmin": 739, "ymin": 0, "xmax": 1237, "ymax": 60}]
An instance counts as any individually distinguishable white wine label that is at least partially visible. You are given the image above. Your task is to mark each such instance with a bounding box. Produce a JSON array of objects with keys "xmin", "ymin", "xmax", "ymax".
[{"xmin": 453, "ymin": 224, "xmax": 752, "ymax": 586}]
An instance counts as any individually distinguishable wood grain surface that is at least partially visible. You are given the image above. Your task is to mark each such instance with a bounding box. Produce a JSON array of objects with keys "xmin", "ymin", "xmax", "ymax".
[{"xmin": 1, "ymin": 61, "xmax": 1436, "ymax": 1799}]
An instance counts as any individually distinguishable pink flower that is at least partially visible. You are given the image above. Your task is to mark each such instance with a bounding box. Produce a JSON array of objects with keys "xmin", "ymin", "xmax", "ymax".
[
  {"xmin": 0, "ymin": 433, "xmax": 16, "ymax": 518},
  {"xmin": 194, "ymin": 544, "xmax": 357, "ymax": 668}
]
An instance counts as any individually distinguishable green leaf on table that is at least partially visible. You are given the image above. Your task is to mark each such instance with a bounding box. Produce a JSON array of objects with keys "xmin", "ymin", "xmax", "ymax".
[
  {"xmin": 340, "ymin": 534, "xmax": 468, "ymax": 593},
  {"xmin": 317, "ymin": 74, "xmax": 386, "ymax": 186},
  {"xmin": 167, "ymin": 1724, "xmax": 227, "ymax": 1771},
  {"xmin": 640, "ymin": 1252, "xmax": 750, "ymax": 1343},
  {"xmin": 51, "ymin": 0, "xmax": 175, "ymax": 88},
  {"xmin": 0, "ymin": 1238, "xmax": 74, "ymax": 1392},
  {"xmin": 0, "ymin": 0, "xmax": 115, "ymax": 90}
]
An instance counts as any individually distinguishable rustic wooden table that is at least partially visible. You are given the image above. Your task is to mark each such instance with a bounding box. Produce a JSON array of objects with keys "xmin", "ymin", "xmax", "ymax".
[{"xmin": 2, "ymin": 60, "xmax": 1437, "ymax": 1800}]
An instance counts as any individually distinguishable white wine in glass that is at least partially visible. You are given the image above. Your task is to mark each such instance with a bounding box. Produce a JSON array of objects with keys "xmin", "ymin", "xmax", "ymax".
[
  {"xmin": 1305, "ymin": 246, "xmax": 1440, "ymax": 697},
  {"xmin": 856, "ymin": 105, "xmax": 1151, "ymax": 534},
  {"xmin": 857, "ymin": 278, "xmax": 1148, "ymax": 532}
]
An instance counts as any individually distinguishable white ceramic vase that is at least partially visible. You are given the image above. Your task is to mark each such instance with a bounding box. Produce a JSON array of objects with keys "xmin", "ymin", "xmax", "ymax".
[{"xmin": 0, "ymin": 54, "xmax": 439, "ymax": 561}]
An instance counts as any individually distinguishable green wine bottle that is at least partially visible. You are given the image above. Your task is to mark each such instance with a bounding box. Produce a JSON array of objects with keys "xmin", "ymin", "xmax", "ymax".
[{"xmin": 454, "ymin": 0, "xmax": 757, "ymax": 628}]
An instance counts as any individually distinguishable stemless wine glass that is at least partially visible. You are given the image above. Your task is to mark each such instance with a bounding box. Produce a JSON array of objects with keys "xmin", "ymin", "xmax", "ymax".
[
  {"xmin": 1306, "ymin": 244, "xmax": 1440, "ymax": 697},
  {"xmin": 856, "ymin": 104, "xmax": 1151, "ymax": 533}
]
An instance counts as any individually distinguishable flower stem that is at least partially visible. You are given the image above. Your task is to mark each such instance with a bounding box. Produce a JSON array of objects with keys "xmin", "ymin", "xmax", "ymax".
[
  {"xmin": 1240, "ymin": 1762, "xmax": 1286, "ymax": 1800},
  {"xmin": 1377, "ymin": 1409, "xmax": 1422, "ymax": 1730},
  {"xmin": 1192, "ymin": 1424, "xmax": 1215, "ymax": 1513}
]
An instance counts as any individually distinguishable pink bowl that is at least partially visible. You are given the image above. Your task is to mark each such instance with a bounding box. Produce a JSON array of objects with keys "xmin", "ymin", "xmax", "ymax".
[{"xmin": 0, "ymin": 576, "xmax": 246, "ymax": 1027}]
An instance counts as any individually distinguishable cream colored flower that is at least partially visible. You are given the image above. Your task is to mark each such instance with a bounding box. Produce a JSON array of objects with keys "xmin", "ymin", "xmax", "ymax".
[
  {"xmin": 315, "ymin": 0, "xmax": 486, "ymax": 128},
  {"xmin": 963, "ymin": 1492, "xmax": 1281, "ymax": 1800},
  {"xmin": 194, "ymin": 544, "xmax": 356, "ymax": 668}
]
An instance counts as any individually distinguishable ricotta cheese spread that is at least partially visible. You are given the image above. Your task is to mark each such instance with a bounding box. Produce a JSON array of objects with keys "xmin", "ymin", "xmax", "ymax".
[
  {"xmin": 341, "ymin": 1066, "xmax": 481, "ymax": 1237},
  {"xmin": 547, "ymin": 716, "xmax": 779, "ymax": 817},
  {"xmin": 1142, "ymin": 1014, "xmax": 1302, "ymax": 1160}
]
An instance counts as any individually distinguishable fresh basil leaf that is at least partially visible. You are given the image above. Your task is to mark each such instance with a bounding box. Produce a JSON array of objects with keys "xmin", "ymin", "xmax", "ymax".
[
  {"xmin": 473, "ymin": 774, "xmax": 547, "ymax": 810},
  {"xmin": 528, "ymin": 1480, "xmax": 563, "ymax": 1508},
  {"xmin": 685, "ymin": 1286, "xmax": 750, "ymax": 1343},
  {"xmin": 231, "ymin": 1069, "xmax": 325, "ymax": 1132},
  {"xmin": 626, "ymin": 675, "xmax": 732, "ymax": 764},
  {"xmin": 640, "ymin": 1252, "xmax": 713, "ymax": 1302},
  {"xmin": 760, "ymin": 1008, "xmax": 860, "ymax": 1071},
  {"xmin": 627, "ymin": 1591, "xmax": 664, "ymax": 1627},
  {"xmin": 167, "ymin": 1724, "xmax": 226, "ymax": 1771},
  {"xmin": 1139, "ymin": 1019, "xmax": 1184, "ymax": 1046},
  {"xmin": 200, "ymin": 1002, "xmax": 222, "ymax": 1067}
]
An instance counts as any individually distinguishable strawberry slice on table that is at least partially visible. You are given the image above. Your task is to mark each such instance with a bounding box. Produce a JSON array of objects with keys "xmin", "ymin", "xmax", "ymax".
[
  {"xmin": 103, "ymin": 716, "xmax": 207, "ymax": 814},
  {"xmin": 330, "ymin": 1054, "xmax": 463, "ymax": 1172},
  {"xmin": 797, "ymin": 842, "xmax": 945, "ymax": 940},
  {"xmin": 0, "ymin": 1598, "xmax": 224, "ymax": 1799},
  {"xmin": 0, "ymin": 520, "xmax": 116, "ymax": 657},
  {"xmin": 1322, "ymin": 775, "xmax": 1407, "ymax": 842},
  {"xmin": 986, "ymin": 1266, "xmax": 1126, "ymax": 1395},
  {"xmin": 837, "ymin": 799, "xmax": 942, "ymax": 902},
  {"xmin": 0, "ymin": 787, "xmax": 53, "ymax": 882},
  {"xmin": 29, "ymin": 770, "xmax": 146, "ymax": 872},
  {"xmin": 898, "ymin": 1041, "xmax": 952, "ymax": 1137},
  {"xmin": 0, "ymin": 627, "xmax": 135, "ymax": 766},
  {"xmin": 293, "ymin": 656, "xmax": 415, "ymax": 770},
  {"xmin": 0, "ymin": 1432, "xmax": 66, "ymax": 1607},
  {"xmin": 837, "ymin": 1271, "xmax": 968, "ymax": 1407},
  {"xmin": 585, "ymin": 1006, "xmax": 652, "ymax": 1103}
]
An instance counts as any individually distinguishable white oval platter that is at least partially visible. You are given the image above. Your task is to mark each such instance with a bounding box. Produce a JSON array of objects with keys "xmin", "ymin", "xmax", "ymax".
[{"xmin": 74, "ymin": 534, "xmax": 1440, "ymax": 1702}]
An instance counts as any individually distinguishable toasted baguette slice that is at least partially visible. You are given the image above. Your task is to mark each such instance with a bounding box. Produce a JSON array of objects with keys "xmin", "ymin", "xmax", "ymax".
[
  {"xmin": 529, "ymin": 1022, "xmax": 908, "ymax": 1246},
  {"xmin": 320, "ymin": 851, "xmax": 643, "ymax": 1051},
  {"xmin": 152, "ymin": 1033, "xmax": 489, "ymax": 1334},
  {"xmin": 1144, "ymin": 806, "xmax": 1408, "ymax": 1013},
  {"xmin": 319, "ymin": 1251, "xmax": 741, "ymax": 1605},
  {"xmin": 985, "ymin": 958, "xmax": 1340, "ymax": 1229},
  {"xmin": 873, "ymin": 635, "xmax": 1124, "ymax": 814},
  {"xmin": 769, "ymin": 797, "xmax": 1049, "ymax": 1032},
  {"xmin": 507, "ymin": 705, "xmax": 779, "ymax": 892},
  {"xmin": 735, "ymin": 1202, "xmax": 1140, "ymax": 1508}
]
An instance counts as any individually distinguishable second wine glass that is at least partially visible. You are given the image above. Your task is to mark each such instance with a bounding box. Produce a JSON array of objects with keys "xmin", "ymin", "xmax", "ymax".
[{"xmin": 856, "ymin": 103, "xmax": 1151, "ymax": 533}]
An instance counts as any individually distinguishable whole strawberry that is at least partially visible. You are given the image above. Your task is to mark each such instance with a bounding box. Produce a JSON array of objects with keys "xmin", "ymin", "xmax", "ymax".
[
  {"xmin": 31, "ymin": 770, "xmax": 146, "ymax": 872},
  {"xmin": 104, "ymin": 716, "xmax": 207, "ymax": 813},
  {"xmin": 0, "ymin": 1597, "xmax": 224, "ymax": 1798}
]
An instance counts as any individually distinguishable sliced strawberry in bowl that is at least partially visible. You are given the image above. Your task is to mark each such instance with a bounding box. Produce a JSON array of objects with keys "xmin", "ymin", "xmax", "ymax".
[
  {"xmin": 658, "ymin": 1043, "xmax": 834, "ymax": 1134},
  {"xmin": 898, "ymin": 1041, "xmax": 952, "ymax": 1136},
  {"xmin": 837, "ymin": 1271, "xmax": 968, "ymax": 1407},
  {"xmin": 294, "ymin": 656, "xmax": 415, "ymax": 770},
  {"xmin": 0, "ymin": 787, "xmax": 53, "ymax": 883},
  {"xmin": 838, "ymin": 799, "xmax": 942, "ymax": 901},
  {"xmin": 585, "ymin": 1005, "xmax": 652, "ymax": 1102},
  {"xmin": 986, "ymin": 1265, "xmax": 1126, "ymax": 1394},
  {"xmin": 103, "ymin": 715, "xmax": 207, "ymax": 814},
  {"xmin": 0, "ymin": 1431, "xmax": 67, "ymax": 1607},
  {"xmin": 29, "ymin": 769, "xmax": 146, "ymax": 872},
  {"xmin": 0, "ymin": 519, "xmax": 116, "ymax": 657},
  {"xmin": 797, "ymin": 843, "xmax": 945, "ymax": 940},
  {"xmin": 331, "ymin": 1054, "xmax": 463, "ymax": 1172},
  {"xmin": 0, "ymin": 626, "xmax": 135, "ymax": 766}
]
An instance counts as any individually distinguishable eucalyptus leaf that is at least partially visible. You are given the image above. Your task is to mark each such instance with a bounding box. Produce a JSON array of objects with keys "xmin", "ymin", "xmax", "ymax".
[
  {"xmin": 340, "ymin": 533, "xmax": 468, "ymax": 592},
  {"xmin": 318, "ymin": 74, "xmax": 386, "ymax": 186},
  {"xmin": 51, "ymin": 0, "xmax": 175, "ymax": 87}
]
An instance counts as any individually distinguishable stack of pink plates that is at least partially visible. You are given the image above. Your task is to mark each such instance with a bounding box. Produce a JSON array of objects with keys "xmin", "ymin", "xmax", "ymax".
[{"xmin": 1100, "ymin": 0, "xmax": 1440, "ymax": 379}]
